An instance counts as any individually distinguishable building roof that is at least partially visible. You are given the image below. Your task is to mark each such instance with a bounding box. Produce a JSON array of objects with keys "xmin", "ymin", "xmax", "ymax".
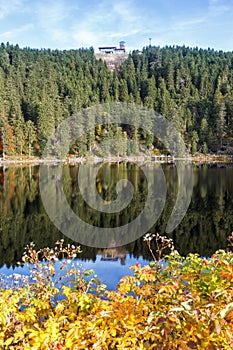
[{"xmin": 98, "ymin": 46, "xmax": 117, "ymax": 50}]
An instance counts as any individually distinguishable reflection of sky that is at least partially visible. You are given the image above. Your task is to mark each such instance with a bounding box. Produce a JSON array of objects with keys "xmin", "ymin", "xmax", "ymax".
[
  {"xmin": 0, "ymin": 255, "xmax": 149, "ymax": 290},
  {"xmin": 78, "ymin": 255, "xmax": 148, "ymax": 290}
]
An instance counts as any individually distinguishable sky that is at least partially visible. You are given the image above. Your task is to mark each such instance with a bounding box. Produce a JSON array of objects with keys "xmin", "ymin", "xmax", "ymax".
[{"xmin": 0, "ymin": 0, "xmax": 233, "ymax": 52}]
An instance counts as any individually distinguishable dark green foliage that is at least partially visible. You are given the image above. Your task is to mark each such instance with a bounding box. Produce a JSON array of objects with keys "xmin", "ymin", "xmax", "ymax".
[
  {"xmin": 129, "ymin": 46, "xmax": 233, "ymax": 154},
  {"xmin": 0, "ymin": 163, "xmax": 232, "ymax": 267},
  {"xmin": 0, "ymin": 43, "xmax": 233, "ymax": 156}
]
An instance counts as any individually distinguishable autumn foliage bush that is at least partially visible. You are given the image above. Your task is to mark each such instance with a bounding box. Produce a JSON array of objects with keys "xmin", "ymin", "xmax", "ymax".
[{"xmin": 1, "ymin": 236, "xmax": 233, "ymax": 349}]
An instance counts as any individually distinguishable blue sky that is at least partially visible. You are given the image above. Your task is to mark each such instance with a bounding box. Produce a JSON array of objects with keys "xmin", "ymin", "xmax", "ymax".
[{"xmin": 0, "ymin": 0, "xmax": 232, "ymax": 52}]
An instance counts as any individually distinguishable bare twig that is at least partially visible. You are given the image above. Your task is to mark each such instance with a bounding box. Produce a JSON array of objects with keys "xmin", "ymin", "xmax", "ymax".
[{"xmin": 144, "ymin": 233, "xmax": 174, "ymax": 261}]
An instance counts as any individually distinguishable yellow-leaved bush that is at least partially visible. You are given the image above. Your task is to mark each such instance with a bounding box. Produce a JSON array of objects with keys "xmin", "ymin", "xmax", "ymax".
[{"xmin": 1, "ymin": 239, "xmax": 233, "ymax": 349}]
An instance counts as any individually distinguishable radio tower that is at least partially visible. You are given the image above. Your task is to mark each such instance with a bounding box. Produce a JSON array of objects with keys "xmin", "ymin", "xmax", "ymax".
[{"xmin": 149, "ymin": 38, "xmax": 151, "ymax": 46}]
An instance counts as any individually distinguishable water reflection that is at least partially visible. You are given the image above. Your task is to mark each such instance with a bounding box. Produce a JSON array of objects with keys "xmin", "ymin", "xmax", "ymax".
[
  {"xmin": 98, "ymin": 247, "xmax": 128, "ymax": 265},
  {"xmin": 0, "ymin": 162, "xmax": 233, "ymax": 271}
]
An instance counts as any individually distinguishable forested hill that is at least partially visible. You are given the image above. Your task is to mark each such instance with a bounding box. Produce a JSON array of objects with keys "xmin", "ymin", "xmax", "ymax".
[{"xmin": 0, "ymin": 43, "xmax": 233, "ymax": 156}]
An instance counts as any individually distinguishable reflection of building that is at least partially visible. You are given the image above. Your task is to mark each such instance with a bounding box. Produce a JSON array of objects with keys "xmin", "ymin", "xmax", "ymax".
[
  {"xmin": 98, "ymin": 247, "xmax": 128, "ymax": 265},
  {"xmin": 98, "ymin": 41, "xmax": 126, "ymax": 54}
]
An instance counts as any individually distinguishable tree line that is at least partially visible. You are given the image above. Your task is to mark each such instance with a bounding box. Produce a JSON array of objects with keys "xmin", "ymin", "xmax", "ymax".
[{"xmin": 0, "ymin": 42, "xmax": 233, "ymax": 156}]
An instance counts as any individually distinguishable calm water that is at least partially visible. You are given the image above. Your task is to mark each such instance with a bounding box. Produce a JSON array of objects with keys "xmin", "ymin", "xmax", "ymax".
[{"xmin": 0, "ymin": 162, "xmax": 233, "ymax": 288}]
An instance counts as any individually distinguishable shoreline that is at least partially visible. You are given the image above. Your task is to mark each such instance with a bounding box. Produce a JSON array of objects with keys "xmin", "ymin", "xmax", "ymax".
[{"xmin": 0, "ymin": 154, "xmax": 233, "ymax": 167}]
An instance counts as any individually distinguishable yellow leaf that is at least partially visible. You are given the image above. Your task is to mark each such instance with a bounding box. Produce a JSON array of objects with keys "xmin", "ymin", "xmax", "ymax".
[
  {"xmin": 49, "ymin": 266, "xmax": 55, "ymax": 274},
  {"xmin": 220, "ymin": 302, "xmax": 233, "ymax": 319},
  {"xmin": 66, "ymin": 327, "xmax": 76, "ymax": 340},
  {"xmin": 127, "ymin": 313, "xmax": 135, "ymax": 325},
  {"xmin": 110, "ymin": 328, "xmax": 117, "ymax": 337},
  {"xmin": 4, "ymin": 337, "xmax": 14, "ymax": 346},
  {"xmin": 55, "ymin": 303, "xmax": 65, "ymax": 314}
]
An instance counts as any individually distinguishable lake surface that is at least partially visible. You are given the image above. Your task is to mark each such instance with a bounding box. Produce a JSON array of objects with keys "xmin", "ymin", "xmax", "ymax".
[{"xmin": 0, "ymin": 162, "xmax": 233, "ymax": 288}]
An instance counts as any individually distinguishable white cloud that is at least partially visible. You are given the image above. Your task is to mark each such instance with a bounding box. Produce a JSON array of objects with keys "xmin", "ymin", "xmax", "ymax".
[
  {"xmin": 108, "ymin": 29, "xmax": 141, "ymax": 39},
  {"xmin": 172, "ymin": 17, "xmax": 206, "ymax": 31},
  {"xmin": 0, "ymin": 23, "xmax": 33, "ymax": 40},
  {"xmin": 68, "ymin": 0, "xmax": 144, "ymax": 49},
  {"xmin": 0, "ymin": 0, "xmax": 26, "ymax": 19},
  {"xmin": 36, "ymin": 0, "xmax": 75, "ymax": 26},
  {"xmin": 208, "ymin": 0, "xmax": 232, "ymax": 15},
  {"xmin": 112, "ymin": 1, "xmax": 139, "ymax": 22},
  {"xmin": 30, "ymin": 0, "xmax": 79, "ymax": 47},
  {"xmin": 72, "ymin": 30, "xmax": 98, "ymax": 48},
  {"xmin": 0, "ymin": 0, "xmax": 232, "ymax": 52}
]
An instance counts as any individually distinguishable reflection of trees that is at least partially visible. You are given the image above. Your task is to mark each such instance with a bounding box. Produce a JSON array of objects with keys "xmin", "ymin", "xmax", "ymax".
[
  {"xmin": 163, "ymin": 165, "xmax": 233, "ymax": 256},
  {"xmin": 0, "ymin": 163, "xmax": 233, "ymax": 268},
  {"xmin": 0, "ymin": 165, "xmax": 62, "ymax": 267},
  {"xmin": 69, "ymin": 162, "xmax": 148, "ymax": 228}
]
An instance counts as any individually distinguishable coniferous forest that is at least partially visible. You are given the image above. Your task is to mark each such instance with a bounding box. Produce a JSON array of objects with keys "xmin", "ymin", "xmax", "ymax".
[
  {"xmin": 0, "ymin": 43, "xmax": 233, "ymax": 156},
  {"xmin": 2, "ymin": 37, "xmax": 233, "ymax": 350}
]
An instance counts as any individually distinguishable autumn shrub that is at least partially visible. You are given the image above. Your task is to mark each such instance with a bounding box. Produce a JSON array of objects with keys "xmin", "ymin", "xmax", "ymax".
[{"xmin": 1, "ymin": 236, "xmax": 233, "ymax": 349}]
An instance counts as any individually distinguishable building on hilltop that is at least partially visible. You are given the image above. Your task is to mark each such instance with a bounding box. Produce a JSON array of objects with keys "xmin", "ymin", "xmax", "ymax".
[
  {"xmin": 95, "ymin": 41, "xmax": 128, "ymax": 71},
  {"xmin": 98, "ymin": 41, "xmax": 126, "ymax": 54}
]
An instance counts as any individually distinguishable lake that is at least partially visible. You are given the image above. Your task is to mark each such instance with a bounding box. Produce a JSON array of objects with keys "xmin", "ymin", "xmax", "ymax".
[{"xmin": 0, "ymin": 162, "xmax": 233, "ymax": 289}]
